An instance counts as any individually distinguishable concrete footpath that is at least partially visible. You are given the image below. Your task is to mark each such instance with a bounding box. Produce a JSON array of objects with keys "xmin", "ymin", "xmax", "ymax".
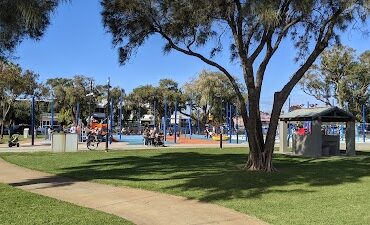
[
  {"xmin": 0, "ymin": 158, "xmax": 267, "ymax": 225},
  {"xmin": 1, "ymin": 140, "xmax": 369, "ymax": 153}
]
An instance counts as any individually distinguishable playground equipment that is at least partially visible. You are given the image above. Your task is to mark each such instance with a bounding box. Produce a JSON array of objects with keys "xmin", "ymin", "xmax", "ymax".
[
  {"xmin": 140, "ymin": 114, "xmax": 155, "ymax": 127},
  {"xmin": 15, "ymin": 95, "xmax": 50, "ymax": 146},
  {"xmin": 211, "ymin": 135, "xmax": 230, "ymax": 141},
  {"xmin": 90, "ymin": 120, "xmax": 108, "ymax": 131}
]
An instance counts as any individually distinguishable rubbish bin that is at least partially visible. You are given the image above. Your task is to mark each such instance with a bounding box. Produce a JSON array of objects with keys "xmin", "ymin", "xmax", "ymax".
[
  {"xmin": 65, "ymin": 133, "xmax": 78, "ymax": 152},
  {"xmin": 23, "ymin": 128, "xmax": 29, "ymax": 139},
  {"xmin": 52, "ymin": 133, "xmax": 66, "ymax": 152}
]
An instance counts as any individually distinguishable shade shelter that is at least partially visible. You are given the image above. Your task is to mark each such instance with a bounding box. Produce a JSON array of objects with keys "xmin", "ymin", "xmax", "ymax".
[{"xmin": 279, "ymin": 107, "xmax": 355, "ymax": 157}]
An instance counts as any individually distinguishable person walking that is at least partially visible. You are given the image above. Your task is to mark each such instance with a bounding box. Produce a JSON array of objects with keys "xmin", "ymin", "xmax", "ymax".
[
  {"xmin": 148, "ymin": 127, "xmax": 155, "ymax": 145},
  {"xmin": 143, "ymin": 127, "xmax": 149, "ymax": 145}
]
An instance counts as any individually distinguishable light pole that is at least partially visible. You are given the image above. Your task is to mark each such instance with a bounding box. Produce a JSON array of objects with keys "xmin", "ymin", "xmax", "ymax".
[
  {"xmin": 189, "ymin": 97, "xmax": 193, "ymax": 137},
  {"xmin": 105, "ymin": 77, "xmax": 111, "ymax": 151},
  {"xmin": 31, "ymin": 95, "xmax": 35, "ymax": 146},
  {"xmin": 164, "ymin": 97, "xmax": 167, "ymax": 141},
  {"xmin": 229, "ymin": 103, "xmax": 232, "ymax": 143},
  {"xmin": 49, "ymin": 91, "xmax": 55, "ymax": 141},
  {"xmin": 174, "ymin": 101, "xmax": 178, "ymax": 144},
  {"xmin": 119, "ymin": 89, "xmax": 125, "ymax": 140},
  {"xmin": 110, "ymin": 97, "xmax": 114, "ymax": 142},
  {"xmin": 138, "ymin": 104, "xmax": 142, "ymax": 134},
  {"xmin": 87, "ymin": 80, "xmax": 93, "ymax": 127},
  {"xmin": 50, "ymin": 91, "xmax": 55, "ymax": 129},
  {"xmin": 236, "ymin": 104, "xmax": 239, "ymax": 144},
  {"xmin": 363, "ymin": 105, "xmax": 366, "ymax": 143}
]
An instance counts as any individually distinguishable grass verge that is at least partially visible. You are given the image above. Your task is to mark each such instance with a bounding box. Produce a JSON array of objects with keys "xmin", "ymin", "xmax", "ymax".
[
  {"xmin": 2, "ymin": 148, "xmax": 370, "ymax": 225},
  {"xmin": 0, "ymin": 183, "xmax": 133, "ymax": 225}
]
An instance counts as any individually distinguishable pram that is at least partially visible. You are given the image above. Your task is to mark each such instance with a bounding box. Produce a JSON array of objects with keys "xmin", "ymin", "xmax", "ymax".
[
  {"xmin": 153, "ymin": 134, "xmax": 165, "ymax": 147},
  {"xmin": 8, "ymin": 134, "xmax": 20, "ymax": 148}
]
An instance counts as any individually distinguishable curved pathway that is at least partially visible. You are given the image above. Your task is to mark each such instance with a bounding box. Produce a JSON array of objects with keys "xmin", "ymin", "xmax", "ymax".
[{"xmin": 0, "ymin": 158, "xmax": 267, "ymax": 225}]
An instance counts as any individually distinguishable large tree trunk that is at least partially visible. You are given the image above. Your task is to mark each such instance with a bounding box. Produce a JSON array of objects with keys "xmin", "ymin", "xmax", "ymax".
[
  {"xmin": 0, "ymin": 120, "xmax": 3, "ymax": 138},
  {"xmin": 242, "ymin": 31, "xmax": 333, "ymax": 171},
  {"xmin": 71, "ymin": 107, "xmax": 77, "ymax": 125},
  {"xmin": 1, "ymin": 103, "xmax": 11, "ymax": 138},
  {"xmin": 243, "ymin": 92, "xmax": 287, "ymax": 172},
  {"xmin": 244, "ymin": 116, "xmax": 276, "ymax": 172},
  {"xmin": 1, "ymin": 104, "xmax": 4, "ymax": 138},
  {"xmin": 243, "ymin": 89, "xmax": 269, "ymax": 171},
  {"xmin": 262, "ymin": 93, "xmax": 285, "ymax": 172}
]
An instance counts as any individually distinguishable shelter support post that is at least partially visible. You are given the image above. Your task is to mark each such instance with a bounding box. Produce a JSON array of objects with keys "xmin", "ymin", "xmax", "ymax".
[
  {"xmin": 174, "ymin": 101, "xmax": 177, "ymax": 144},
  {"xmin": 311, "ymin": 120, "xmax": 323, "ymax": 157},
  {"xmin": 279, "ymin": 121, "xmax": 288, "ymax": 153},
  {"xmin": 164, "ymin": 99, "xmax": 167, "ymax": 141},
  {"xmin": 346, "ymin": 121, "xmax": 356, "ymax": 156}
]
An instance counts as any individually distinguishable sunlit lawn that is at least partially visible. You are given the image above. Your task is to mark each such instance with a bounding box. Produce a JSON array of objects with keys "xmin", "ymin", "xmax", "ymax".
[
  {"xmin": 2, "ymin": 148, "xmax": 370, "ymax": 225},
  {"xmin": 0, "ymin": 183, "xmax": 133, "ymax": 225}
]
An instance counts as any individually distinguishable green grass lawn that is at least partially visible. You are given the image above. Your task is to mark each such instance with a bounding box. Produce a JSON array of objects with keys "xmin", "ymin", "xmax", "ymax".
[
  {"xmin": 0, "ymin": 135, "xmax": 45, "ymax": 144},
  {"xmin": 0, "ymin": 183, "xmax": 133, "ymax": 225},
  {"xmin": 2, "ymin": 148, "xmax": 370, "ymax": 225}
]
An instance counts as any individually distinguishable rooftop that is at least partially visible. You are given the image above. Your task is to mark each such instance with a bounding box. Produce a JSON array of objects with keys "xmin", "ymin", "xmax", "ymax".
[{"xmin": 280, "ymin": 107, "xmax": 354, "ymax": 122}]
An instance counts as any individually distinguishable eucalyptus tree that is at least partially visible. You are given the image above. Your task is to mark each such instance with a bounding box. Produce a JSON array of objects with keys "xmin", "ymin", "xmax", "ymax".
[
  {"xmin": 0, "ymin": 59, "xmax": 40, "ymax": 137},
  {"xmin": 300, "ymin": 46, "xmax": 370, "ymax": 121},
  {"xmin": 346, "ymin": 51, "xmax": 370, "ymax": 121},
  {"xmin": 183, "ymin": 70, "xmax": 242, "ymax": 126},
  {"xmin": 125, "ymin": 85, "xmax": 157, "ymax": 121},
  {"xmin": 125, "ymin": 79, "xmax": 185, "ymax": 123},
  {"xmin": 46, "ymin": 76, "xmax": 93, "ymax": 125},
  {"xmin": 157, "ymin": 78, "xmax": 186, "ymax": 118},
  {"xmin": 102, "ymin": 0, "xmax": 369, "ymax": 171},
  {"xmin": 0, "ymin": 0, "xmax": 62, "ymax": 59},
  {"xmin": 300, "ymin": 46, "xmax": 358, "ymax": 107}
]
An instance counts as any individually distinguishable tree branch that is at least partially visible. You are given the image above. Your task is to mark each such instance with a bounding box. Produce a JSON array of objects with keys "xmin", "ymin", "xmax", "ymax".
[
  {"xmin": 249, "ymin": 0, "xmax": 293, "ymax": 63},
  {"xmin": 301, "ymin": 88, "xmax": 332, "ymax": 106},
  {"xmin": 264, "ymin": 8, "xmax": 343, "ymax": 153},
  {"xmin": 244, "ymin": 23, "xmax": 259, "ymax": 56},
  {"xmin": 225, "ymin": 4, "xmax": 257, "ymax": 99},
  {"xmin": 227, "ymin": 2, "xmax": 248, "ymax": 65},
  {"xmin": 280, "ymin": 9, "xmax": 342, "ymax": 100},
  {"xmin": 249, "ymin": 29, "xmax": 268, "ymax": 62},
  {"xmin": 255, "ymin": 17, "xmax": 301, "ymax": 97},
  {"xmin": 155, "ymin": 28, "xmax": 249, "ymax": 121}
]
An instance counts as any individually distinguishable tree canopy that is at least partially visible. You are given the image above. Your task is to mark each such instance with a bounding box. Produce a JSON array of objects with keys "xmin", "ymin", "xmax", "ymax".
[
  {"xmin": 0, "ymin": 59, "xmax": 40, "ymax": 136},
  {"xmin": 300, "ymin": 45, "xmax": 370, "ymax": 121},
  {"xmin": 184, "ymin": 70, "xmax": 243, "ymax": 125},
  {"xmin": 102, "ymin": 0, "xmax": 369, "ymax": 171},
  {"xmin": 125, "ymin": 79, "xmax": 185, "ymax": 124},
  {"xmin": 0, "ymin": 0, "xmax": 62, "ymax": 59},
  {"xmin": 46, "ymin": 75, "xmax": 94, "ymax": 125}
]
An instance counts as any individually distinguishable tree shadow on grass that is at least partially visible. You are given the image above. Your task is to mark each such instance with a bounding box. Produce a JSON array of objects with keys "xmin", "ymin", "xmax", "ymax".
[{"xmin": 50, "ymin": 150, "xmax": 370, "ymax": 202}]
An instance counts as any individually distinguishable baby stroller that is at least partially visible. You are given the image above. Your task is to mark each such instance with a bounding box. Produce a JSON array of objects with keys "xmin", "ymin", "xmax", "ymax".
[
  {"xmin": 153, "ymin": 134, "xmax": 165, "ymax": 147},
  {"xmin": 8, "ymin": 134, "xmax": 20, "ymax": 148}
]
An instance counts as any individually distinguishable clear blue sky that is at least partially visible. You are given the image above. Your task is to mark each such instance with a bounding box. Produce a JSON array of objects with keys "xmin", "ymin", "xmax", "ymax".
[{"xmin": 15, "ymin": 1, "xmax": 369, "ymax": 111}]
